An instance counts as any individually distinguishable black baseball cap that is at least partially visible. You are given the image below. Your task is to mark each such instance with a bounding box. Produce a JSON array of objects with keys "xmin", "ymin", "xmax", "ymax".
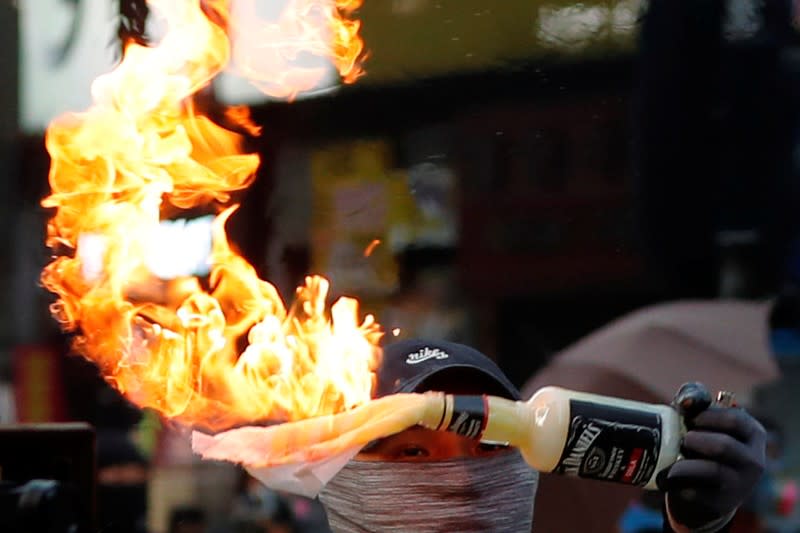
[{"xmin": 374, "ymin": 339, "xmax": 521, "ymax": 401}]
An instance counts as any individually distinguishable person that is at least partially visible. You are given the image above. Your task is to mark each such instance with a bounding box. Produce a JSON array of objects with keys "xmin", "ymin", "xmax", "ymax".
[{"xmin": 318, "ymin": 339, "xmax": 766, "ymax": 533}]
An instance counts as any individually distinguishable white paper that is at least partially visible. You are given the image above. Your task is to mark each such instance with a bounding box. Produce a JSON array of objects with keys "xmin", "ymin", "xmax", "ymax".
[
  {"xmin": 245, "ymin": 447, "xmax": 360, "ymax": 498},
  {"xmin": 191, "ymin": 429, "xmax": 360, "ymax": 498}
]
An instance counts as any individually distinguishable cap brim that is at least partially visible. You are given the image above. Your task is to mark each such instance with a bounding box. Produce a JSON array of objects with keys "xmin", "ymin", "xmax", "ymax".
[{"xmin": 397, "ymin": 363, "xmax": 521, "ymax": 401}]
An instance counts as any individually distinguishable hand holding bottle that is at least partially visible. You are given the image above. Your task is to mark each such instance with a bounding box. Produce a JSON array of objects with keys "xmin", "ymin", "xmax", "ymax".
[{"xmin": 660, "ymin": 383, "xmax": 767, "ymax": 533}]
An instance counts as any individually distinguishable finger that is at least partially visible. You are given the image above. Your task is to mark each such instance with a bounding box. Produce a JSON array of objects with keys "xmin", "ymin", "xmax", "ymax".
[
  {"xmin": 682, "ymin": 431, "xmax": 758, "ymax": 468},
  {"xmin": 691, "ymin": 407, "xmax": 766, "ymax": 444},
  {"xmin": 665, "ymin": 490, "xmax": 723, "ymax": 525},
  {"xmin": 672, "ymin": 382, "xmax": 712, "ymax": 420},
  {"xmin": 661, "ymin": 459, "xmax": 735, "ymax": 491}
]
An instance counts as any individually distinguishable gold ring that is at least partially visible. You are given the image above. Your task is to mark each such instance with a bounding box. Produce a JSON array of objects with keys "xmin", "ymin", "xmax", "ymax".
[{"xmin": 715, "ymin": 391, "xmax": 737, "ymax": 408}]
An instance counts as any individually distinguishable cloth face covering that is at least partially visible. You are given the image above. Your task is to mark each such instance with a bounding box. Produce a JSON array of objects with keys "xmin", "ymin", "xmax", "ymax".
[{"xmin": 319, "ymin": 451, "xmax": 538, "ymax": 533}]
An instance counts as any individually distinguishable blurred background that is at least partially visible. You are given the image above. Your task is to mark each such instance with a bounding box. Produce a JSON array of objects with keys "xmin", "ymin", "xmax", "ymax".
[{"xmin": 3, "ymin": 0, "xmax": 800, "ymax": 532}]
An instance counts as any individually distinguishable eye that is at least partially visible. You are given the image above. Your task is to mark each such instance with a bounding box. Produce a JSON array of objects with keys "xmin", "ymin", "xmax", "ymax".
[
  {"xmin": 476, "ymin": 442, "xmax": 507, "ymax": 454},
  {"xmin": 401, "ymin": 445, "xmax": 430, "ymax": 458}
]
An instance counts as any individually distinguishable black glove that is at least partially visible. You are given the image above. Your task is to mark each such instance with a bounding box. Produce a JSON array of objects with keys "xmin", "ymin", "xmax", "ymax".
[{"xmin": 658, "ymin": 383, "xmax": 766, "ymax": 531}]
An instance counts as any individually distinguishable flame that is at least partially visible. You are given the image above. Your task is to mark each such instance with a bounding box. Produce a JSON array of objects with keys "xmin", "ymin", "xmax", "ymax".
[
  {"xmin": 363, "ymin": 239, "xmax": 381, "ymax": 257},
  {"xmin": 40, "ymin": 0, "xmax": 373, "ymax": 430},
  {"xmin": 225, "ymin": 0, "xmax": 366, "ymax": 99}
]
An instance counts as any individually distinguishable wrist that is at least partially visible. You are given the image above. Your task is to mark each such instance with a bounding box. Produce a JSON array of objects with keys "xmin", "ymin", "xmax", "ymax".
[{"xmin": 665, "ymin": 498, "xmax": 736, "ymax": 533}]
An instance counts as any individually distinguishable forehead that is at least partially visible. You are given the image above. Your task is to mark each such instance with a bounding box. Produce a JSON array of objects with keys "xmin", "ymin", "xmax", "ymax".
[{"xmin": 382, "ymin": 427, "xmax": 460, "ymax": 445}]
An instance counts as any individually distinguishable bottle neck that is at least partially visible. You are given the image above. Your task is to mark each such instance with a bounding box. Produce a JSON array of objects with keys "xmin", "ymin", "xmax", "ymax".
[
  {"xmin": 421, "ymin": 394, "xmax": 531, "ymax": 448},
  {"xmin": 432, "ymin": 395, "xmax": 490, "ymax": 439}
]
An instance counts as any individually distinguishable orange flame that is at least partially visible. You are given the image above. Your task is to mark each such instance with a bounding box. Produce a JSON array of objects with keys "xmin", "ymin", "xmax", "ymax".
[
  {"xmin": 363, "ymin": 239, "xmax": 381, "ymax": 257},
  {"xmin": 40, "ymin": 0, "xmax": 373, "ymax": 430}
]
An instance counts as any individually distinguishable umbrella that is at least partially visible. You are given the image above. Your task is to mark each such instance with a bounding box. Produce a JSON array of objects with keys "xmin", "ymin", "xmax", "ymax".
[
  {"xmin": 523, "ymin": 299, "xmax": 779, "ymax": 403},
  {"xmin": 522, "ymin": 300, "xmax": 780, "ymax": 533}
]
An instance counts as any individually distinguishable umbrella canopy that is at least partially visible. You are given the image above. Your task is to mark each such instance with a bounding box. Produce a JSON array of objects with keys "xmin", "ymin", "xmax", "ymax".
[{"xmin": 524, "ymin": 300, "xmax": 779, "ymax": 403}]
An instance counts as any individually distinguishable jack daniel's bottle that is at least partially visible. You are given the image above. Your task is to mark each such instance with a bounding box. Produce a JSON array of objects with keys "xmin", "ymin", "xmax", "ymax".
[{"xmin": 422, "ymin": 386, "xmax": 687, "ymax": 489}]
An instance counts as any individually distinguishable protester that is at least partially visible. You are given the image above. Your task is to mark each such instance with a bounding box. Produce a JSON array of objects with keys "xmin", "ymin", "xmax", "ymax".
[{"xmin": 319, "ymin": 339, "xmax": 766, "ymax": 533}]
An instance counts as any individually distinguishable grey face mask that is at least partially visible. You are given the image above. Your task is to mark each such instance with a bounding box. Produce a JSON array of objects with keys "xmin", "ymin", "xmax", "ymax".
[{"xmin": 319, "ymin": 451, "xmax": 538, "ymax": 533}]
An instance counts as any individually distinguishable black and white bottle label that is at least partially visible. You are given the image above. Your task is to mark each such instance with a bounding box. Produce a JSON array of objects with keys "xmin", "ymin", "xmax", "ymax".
[
  {"xmin": 554, "ymin": 400, "xmax": 662, "ymax": 486},
  {"xmin": 446, "ymin": 396, "xmax": 488, "ymax": 439}
]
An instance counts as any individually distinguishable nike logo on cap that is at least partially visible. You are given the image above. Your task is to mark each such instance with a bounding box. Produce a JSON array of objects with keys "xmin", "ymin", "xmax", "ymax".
[{"xmin": 406, "ymin": 347, "xmax": 449, "ymax": 365}]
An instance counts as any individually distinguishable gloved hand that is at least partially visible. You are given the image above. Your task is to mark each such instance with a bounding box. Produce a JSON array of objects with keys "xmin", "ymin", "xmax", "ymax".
[{"xmin": 658, "ymin": 383, "xmax": 766, "ymax": 532}]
